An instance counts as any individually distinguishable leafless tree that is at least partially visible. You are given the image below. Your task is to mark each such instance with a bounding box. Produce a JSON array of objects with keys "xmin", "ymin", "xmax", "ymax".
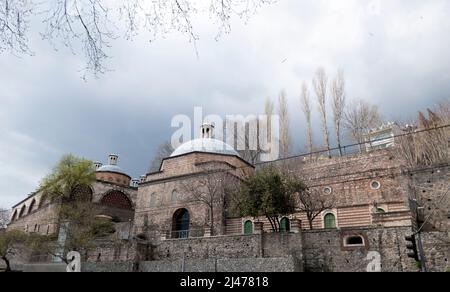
[
  {"xmin": 265, "ymin": 97, "xmax": 274, "ymax": 143},
  {"xmin": 278, "ymin": 90, "xmax": 291, "ymax": 158},
  {"xmin": 0, "ymin": 0, "xmax": 33, "ymax": 55},
  {"xmin": 300, "ymin": 82, "xmax": 314, "ymax": 155},
  {"xmin": 313, "ymin": 67, "xmax": 331, "ymax": 157},
  {"xmin": 181, "ymin": 165, "xmax": 240, "ymax": 236},
  {"xmin": 0, "ymin": 0, "xmax": 272, "ymax": 77},
  {"xmin": 344, "ymin": 98, "xmax": 382, "ymax": 152},
  {"xmin": 235, "ymin": 118, "xmax": 265, "ymax": 165},
  {"xmin": 296, "ymin": 188, "xmax": 335, "ymax": 230},
  {"xmin": 148, "ymin": 140, "xmax": 174, "ymax": 172},
  {"xmin": 0, "ymin": 208, "xmax": 10, "ymax": 229},
  {"xmin": 331, "ymin": 69, "xmax": 346, "ymax": 156}
]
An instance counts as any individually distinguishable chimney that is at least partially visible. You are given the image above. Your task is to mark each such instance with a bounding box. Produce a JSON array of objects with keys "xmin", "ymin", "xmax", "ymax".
[
  {"xmin": 108, "ymin": 154, "xmax": 118, "ymax": 166},
  {"xmin": 200, "ymin": 123, "xmax": 214, "ymax": 139},
  {"xmin": 131, "ymin": 178, "xmax": 140, "ymax": 188},
  {"xmin": 94, "ymin": 161, "xmax": 103, "ymax": 170}
]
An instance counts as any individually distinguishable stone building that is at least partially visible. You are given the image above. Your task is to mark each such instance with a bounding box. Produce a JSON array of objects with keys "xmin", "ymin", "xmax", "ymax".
[
  {"xmin": 8, "ymin": 154, "xmax": 138, "ymax": 239},
  {"xmin": 5, "ymin": 123, "xmax": 449, "ymax": 272},
  {"xmin": 134, "ymin": 124, "xmax": 254, "ymax": 240}
]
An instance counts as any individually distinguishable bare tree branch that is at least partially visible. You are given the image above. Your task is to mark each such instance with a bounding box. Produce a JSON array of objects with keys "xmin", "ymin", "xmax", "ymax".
[
  {"xmin": 1, "ymin": 0, "xmax": 272, "ymax": 78},
  {"xmin": 278, "ymin": 90, "xmax": 291, "ymax": 158},
  {"xmin": 300, "ymin": 81, "xmax": 314, "ymax": 156},
  {"xmin": 313, "ymin": 67, "xmax": 331, "ymax": 157},
  {"xmin": 344, "ymin": 98, "xmax": 382, "ymax": 152},
  {"xmin": 0, "ymin": 0, "xmax": 33, "ymax": 55},
  {"xmin": 331, "ymin": 69, "xmax": 346, "ymax": 156}
]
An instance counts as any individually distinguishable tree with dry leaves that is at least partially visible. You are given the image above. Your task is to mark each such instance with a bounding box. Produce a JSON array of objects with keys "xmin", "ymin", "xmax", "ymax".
[
  {"xmin": 300, "ymin": 82, "xmax": 314, "ymax": 156},
  {"xmin": 396, "ymin": 102, "xmax": 449, "ymax": 168},
  {"xmin": 313, "ymin": 68, "xmax": 331, "ymax": 157},
  {"xmin": 0, "ymin": 0, "xmax": 272, "ymax": 77},
  {"xmin": 344, "ymin": 98, "xmax": 382, "ymax": 152},
  {"xmin": 331, "ymin": 69, "xmax": 346, "ymax": 156}
]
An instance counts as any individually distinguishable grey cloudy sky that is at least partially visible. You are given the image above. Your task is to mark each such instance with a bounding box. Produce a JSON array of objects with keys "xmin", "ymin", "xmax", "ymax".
[{"xmin": 1, "ymin": 0, "xmax": 450, "ymax": 208}]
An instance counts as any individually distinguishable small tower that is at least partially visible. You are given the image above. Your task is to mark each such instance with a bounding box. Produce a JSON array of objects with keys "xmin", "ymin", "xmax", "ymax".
[
  {"xmin": 94, "ymin": 161, "xmax": 103, "ymax": 170},
  {"xmin": 131, "ymin": 178, "xmax": 140, "ymax": 188},
  {"xmin": 108, "ymin": 154, "xmax": 118, "ymax": 166},
  {"xmin": 201, "ymin": 123, "xmax": 214, "ymax": 139}
]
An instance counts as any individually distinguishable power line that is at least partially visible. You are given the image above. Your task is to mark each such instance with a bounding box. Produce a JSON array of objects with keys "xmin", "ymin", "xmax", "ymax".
[
  {"xmin": 144, "ymin": 123, "xmax": 449, "ymax": 183},
  {"xmin": 255, "ymin": 124, "xmax": 450, "ymax": 167}
]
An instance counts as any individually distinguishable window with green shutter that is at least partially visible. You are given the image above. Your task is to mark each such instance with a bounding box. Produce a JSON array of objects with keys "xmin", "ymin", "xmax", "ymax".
[
  {"xmin": 324, "ymin": 213, "xmax": 336, "ymax": 229},
  {"xmin": 244, "ymin": 220, "xmax": 253, "ymax": 235},
  {"xmin": 280, "ymin": 217, "xmax": 290, "ymax": 232}
]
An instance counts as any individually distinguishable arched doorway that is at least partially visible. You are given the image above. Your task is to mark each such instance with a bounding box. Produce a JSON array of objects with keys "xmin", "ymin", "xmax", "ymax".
[{"xmin": 172, "ymin": 209, "xmax": 190, "ymax": 239}]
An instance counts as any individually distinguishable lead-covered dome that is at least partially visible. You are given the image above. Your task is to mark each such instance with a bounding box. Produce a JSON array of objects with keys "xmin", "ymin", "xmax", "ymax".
[
  {"xmin": 171, "ymin": 138, "xmax": 239, "ymax": 157},
  {"xmin": 95, "ymin": 154, "xmax": 129, "ymax": 176},
  {"xmin": 97, "ymin": 164, "xmax": 128, "ymax": 175},
  {"xmin": 170, "ymin": 123, "xmax": 240, "ymax": 158}
]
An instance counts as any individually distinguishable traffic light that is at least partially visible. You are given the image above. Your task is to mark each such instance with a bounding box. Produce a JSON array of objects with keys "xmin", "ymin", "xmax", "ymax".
[{"xmin": 405, "ymin": 234, "xmax": 419, "ymax": 261}]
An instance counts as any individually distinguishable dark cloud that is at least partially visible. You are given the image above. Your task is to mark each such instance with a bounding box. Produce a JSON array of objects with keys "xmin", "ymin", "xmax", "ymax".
[{"xmin": 1, "ymin": 0, "xmax": 450, "ymax": 207}]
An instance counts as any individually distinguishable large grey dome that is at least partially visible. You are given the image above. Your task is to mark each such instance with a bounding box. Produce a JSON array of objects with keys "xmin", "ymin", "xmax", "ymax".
[{"xmin": 170, "ymin": 138, "xmax": 240, "ymax": 157}]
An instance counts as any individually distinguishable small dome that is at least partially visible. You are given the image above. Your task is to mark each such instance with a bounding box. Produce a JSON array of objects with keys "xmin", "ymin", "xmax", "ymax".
[
  {"xmin": 96, "ymin": 164, "xmax": 128, "ymax": 176},
  {"xmin": 171, "ymin": 138, "xmax": 240, "ymax": 157}
]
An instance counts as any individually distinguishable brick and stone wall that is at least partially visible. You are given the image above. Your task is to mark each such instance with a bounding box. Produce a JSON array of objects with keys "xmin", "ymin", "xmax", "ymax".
[{"xmin": 8, "ymin": 202, "xmax": 59, "ymax": 235}]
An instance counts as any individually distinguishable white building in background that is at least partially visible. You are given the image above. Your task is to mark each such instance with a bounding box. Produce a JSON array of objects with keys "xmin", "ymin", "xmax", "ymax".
[{"xmin": 364, "ymin": 122, "xmax": 401, "ymax": 152}]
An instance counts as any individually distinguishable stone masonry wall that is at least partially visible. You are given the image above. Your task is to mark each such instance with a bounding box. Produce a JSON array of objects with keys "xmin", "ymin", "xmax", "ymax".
[
  {"xmin": 303, "ymin": 227, "xmax": 418, "ymax": 272},
  {"xmin": 149, "ymin": 232, "xmax": 303, "ymax": 262}
]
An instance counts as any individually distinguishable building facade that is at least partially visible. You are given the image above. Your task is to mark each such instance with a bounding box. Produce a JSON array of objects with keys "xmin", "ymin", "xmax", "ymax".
[{"xmin": 5, "ymin": 123, "xmax": 450, "ymax": 271}]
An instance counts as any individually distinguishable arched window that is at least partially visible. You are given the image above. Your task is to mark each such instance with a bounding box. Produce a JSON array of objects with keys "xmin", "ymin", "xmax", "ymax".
[
  {"xmin": 100, "ymin": 191, "xmax": 133, "ymax": 210},
  {"xmin": 19, "ymin": 205, "xmax": 27, "ymax": 218},
  {"xmin": 74, "ymin": 185, "xmax": 93, "ymax": 202},
  {"xmin": 172, "ymin": 209, "xmax": 190, "ymax": 239},
  {"xmin": 11, "ymin": 210, "xmax": 17, "ymax": 222},
  {"xmin": 324, "ymin": 213, "xmax": 336, "ymax": 229},
  {"xmin": 244, "ymin": 220, "xmax": 253, "ymax": 235},
  {"xmin": 38, "ymin": 195, "xmax": 49, "ymax": 208},
  {"xmin": 280, "ymin": 217, "xmax": 290, "ymax": 232},
  {"xmin": 28, "ymin": 199, "xmax": 36, "ymax": 214},
  {"xmin": 344, "ymin": 235, "xmax": 365, "ymax": 246},
  {"xmin": 149, "ymin": 193, "xmax": 157, "ymax": 208},
  {"xmin": 143, "ymin": 215, "xmax": 149, "ymax": 227},
  {"xmin": 376, "ymin": 208, "xmax": 386, "ymax": 214},
  {"xmin": 171, "ymin": 190, "xmax": 178, "ymax": 204}
]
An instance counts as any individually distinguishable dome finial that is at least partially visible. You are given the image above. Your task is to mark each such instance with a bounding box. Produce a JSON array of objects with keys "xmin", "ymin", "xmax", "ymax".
[{"xmin": 201, "ymin": 123, "xmax": 214, "ymax": 139}]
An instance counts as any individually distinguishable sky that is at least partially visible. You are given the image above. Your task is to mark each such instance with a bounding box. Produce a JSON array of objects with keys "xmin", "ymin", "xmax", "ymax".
[{"xmin": 1, "ymin": 0, "xmax": 450, "ymax": 208}]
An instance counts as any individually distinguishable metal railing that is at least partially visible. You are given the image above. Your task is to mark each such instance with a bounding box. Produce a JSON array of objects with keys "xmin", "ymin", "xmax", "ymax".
[{"xmin": 169, "ymin": 229, "xmax": 205, "ymax": 239}]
